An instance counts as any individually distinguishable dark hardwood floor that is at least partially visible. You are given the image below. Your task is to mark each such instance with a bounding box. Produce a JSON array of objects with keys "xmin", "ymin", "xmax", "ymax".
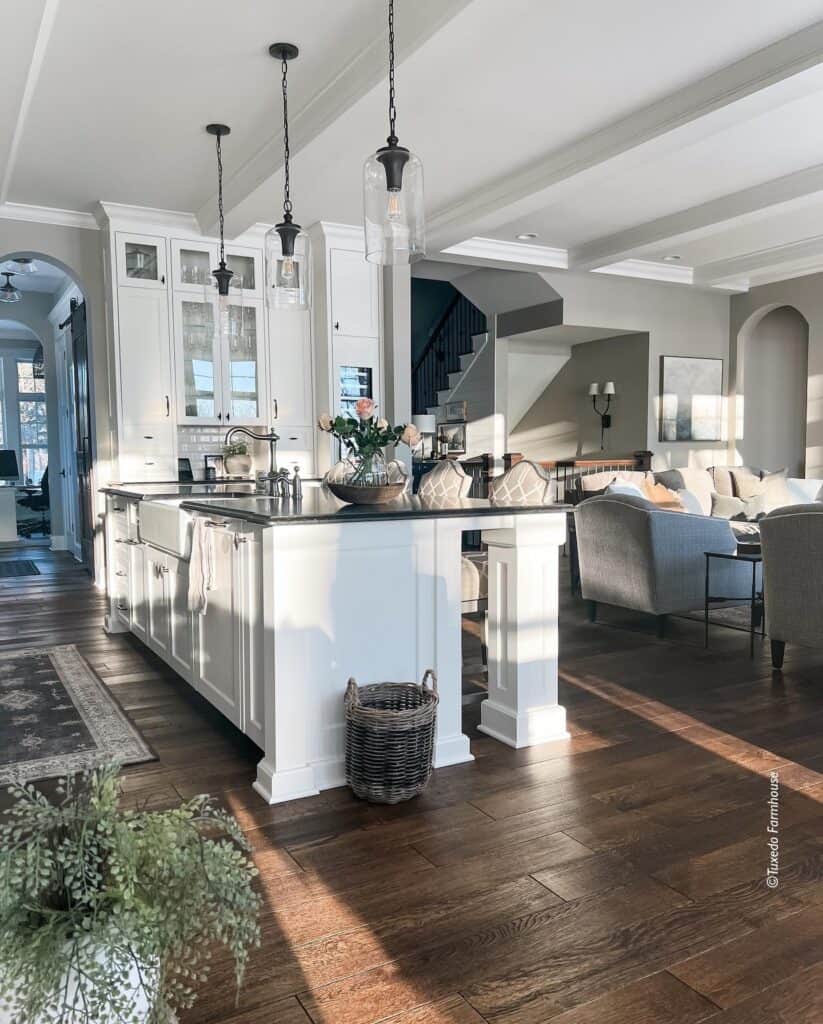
[{"xmin": 2, "ymin": 546, "xmax": 823, "ymax": 1023}]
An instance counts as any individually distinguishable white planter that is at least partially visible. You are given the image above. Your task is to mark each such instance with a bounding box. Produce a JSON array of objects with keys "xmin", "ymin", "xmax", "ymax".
[
  {"xmin": 0, "ymin": 947, "xmax": 172, "ymax": 1024},
  {"xmin": 224, "ymin": 453, "xmax": 252, "ymax": 477}
]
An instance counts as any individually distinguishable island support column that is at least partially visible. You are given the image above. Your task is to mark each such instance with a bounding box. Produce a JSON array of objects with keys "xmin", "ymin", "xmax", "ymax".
[{"xmin": 479, "ymin": 513, "xmax": 569, "ymax": 747}]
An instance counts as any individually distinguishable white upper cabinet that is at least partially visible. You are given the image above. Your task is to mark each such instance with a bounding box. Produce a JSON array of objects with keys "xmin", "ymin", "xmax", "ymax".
[
  {"xmin": 116, "ymin": 232, "xmax": 167, "ymax": 289},
  {"xmin": 269, "ymin": 307, "xmax": 313, "ymax": 427},
  {"xmin": 330, "ymin": 249, "xmax": 379, "ymax": 338},
  {"xmin": 171, "ymin": 239, "xmax": 262, "ymax": 300},
  {"xmin": 117, "ymin": 288, "xmax": 173, "ymax": 429},
  {"xmin": 173, "ymin": 294, "xmax": 265, "ymax": 426}
]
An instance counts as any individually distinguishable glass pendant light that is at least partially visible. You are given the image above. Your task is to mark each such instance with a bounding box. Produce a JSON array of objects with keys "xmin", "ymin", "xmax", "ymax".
[
  {"xmin": 363, "ymin": 0, "xmax": 425, "ymax": 265},
  {"xmin": 265, "ymin": 43, "xmax": 311, "ymax": 310},
  {"xmin": 0, "ymin": 272, "xmax": 20, "ymax": 303},
  {"xmin": 206, "ymin": 123, "xmax": 236, "ymax": 346}
]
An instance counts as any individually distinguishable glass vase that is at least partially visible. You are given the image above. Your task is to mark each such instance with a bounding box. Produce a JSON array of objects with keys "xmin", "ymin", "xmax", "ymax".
[{"xmin": 348, "ymin": 449, "xmax": 388, "ymax": 487}]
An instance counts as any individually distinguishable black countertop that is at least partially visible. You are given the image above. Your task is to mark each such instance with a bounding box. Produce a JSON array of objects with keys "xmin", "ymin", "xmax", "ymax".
[
  {"xmin": 178, "ymin": 491, "xmax": 570, "ymax": 526},
  {"xmin": 101, "ymin": 481, "xmax": 259, "ymax": 500}
]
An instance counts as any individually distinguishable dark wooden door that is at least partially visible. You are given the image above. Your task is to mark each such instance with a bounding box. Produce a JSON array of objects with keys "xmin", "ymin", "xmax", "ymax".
[{"xmin": 71, "ymin": 300, "xmax": 94, "ymax": 572}]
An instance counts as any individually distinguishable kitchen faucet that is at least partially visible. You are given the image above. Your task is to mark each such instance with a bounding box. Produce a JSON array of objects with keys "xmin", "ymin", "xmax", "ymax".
[{"xmin": 223, "ymin": 425, "xmax": 298, "ymax": 498}]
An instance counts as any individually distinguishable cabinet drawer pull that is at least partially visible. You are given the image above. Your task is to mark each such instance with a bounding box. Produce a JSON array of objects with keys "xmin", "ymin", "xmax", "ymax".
[
  {"xmin": 204, "ymin": 519, "xmax": 229, "ymax": 528},
  {"xmin": 273, "ymin": 398, "xmax": 279, "ymax": 419},
  {"xmin": 116, "ymin": 601, "xmax": 129, "ymax": 612},
  {"xmin": 165, "ymin": 395, "xmax": 170, "ymax": 417},
  {"xmin": 115, "ymin": 570, "xmax": 127, "ymax": 578},
  {"xmin": 233, "ymin": 533, "xmax": 247, "ymax": 548}
]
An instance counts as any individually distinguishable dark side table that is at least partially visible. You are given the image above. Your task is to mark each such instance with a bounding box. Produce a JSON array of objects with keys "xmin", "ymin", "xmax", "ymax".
[{"xmin": 704, "ymin": 550, "xmax": 764, "ymax": 658}]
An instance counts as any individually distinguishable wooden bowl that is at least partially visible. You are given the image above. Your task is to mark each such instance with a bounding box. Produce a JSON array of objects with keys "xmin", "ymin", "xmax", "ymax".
[{"xmin": 327, "ymin": 481, "xmax": 406, "ymax": 505}]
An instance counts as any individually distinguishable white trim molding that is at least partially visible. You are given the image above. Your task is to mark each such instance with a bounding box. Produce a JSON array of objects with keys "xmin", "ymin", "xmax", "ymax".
[
  {"xmin": 441, "ymin": 236, "xmax": 568, "ymax": 269},
  {"xmin": 0, "ymin": 201, "xmax": 98, "ymax": 231}
]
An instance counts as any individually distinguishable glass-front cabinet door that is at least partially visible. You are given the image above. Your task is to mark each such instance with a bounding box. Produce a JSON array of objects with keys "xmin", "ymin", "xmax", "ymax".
[
  {"xmin": 223, "ymin": 299, "xmax": 264, "ymax": 424},
  {"xmin": 171, "ymin": 240, "xmax": 216, "ymax": 292},
  {"xmin": 225, "ymin": 247, "xmax": 262, "ymax": 299},
  {"xmin": 174, "ymin": 296, "xmax": 222, "ymax": 424},
  {"xmin": 116, "ymin": 232, "xmax": 167, "ymax": 289}
]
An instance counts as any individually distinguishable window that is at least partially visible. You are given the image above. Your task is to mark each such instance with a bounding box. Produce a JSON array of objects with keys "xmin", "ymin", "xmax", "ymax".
[{"xmin": 17, "ymin": 360, "xmax": 47, "ymax": 483}]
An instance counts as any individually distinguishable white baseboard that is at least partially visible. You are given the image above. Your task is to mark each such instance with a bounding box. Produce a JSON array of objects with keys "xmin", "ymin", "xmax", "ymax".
[{"xmin": 50, "ymin": 534, "xmax": 68, "ymax": 551}]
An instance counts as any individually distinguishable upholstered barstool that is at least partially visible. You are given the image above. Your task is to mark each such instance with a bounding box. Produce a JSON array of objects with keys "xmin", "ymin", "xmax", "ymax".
[{"xmin": 489, "ymin": 459, "xmax": 554, "ymax": 505}]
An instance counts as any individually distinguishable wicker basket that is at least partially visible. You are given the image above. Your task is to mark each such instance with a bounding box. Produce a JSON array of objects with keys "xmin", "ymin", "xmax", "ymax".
[{"xmin": 344, "ymin": 670, "xmax": 439, "ymax": 804}]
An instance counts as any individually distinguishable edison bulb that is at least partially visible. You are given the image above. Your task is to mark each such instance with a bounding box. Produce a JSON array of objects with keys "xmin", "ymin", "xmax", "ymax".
[
  {"xmin": 387, "ymin": 191, "xmax": 402, "ymax": 220},
  {"xmin": 281, "ymin": 256, "xmax": 296, "ymax": 283}
]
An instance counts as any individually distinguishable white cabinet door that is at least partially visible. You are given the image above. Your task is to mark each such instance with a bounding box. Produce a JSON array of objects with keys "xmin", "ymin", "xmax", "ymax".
[
  {"xmin": 269, "ymin": 307, "xmax": 312, "ymax": 427},
  {"xmin": 234, "ymin": 528, "xmax": 264, "ymax": 747},
  {"xmin": 117, "ymin": 288, "xmax": 174, "ymax": 429},
  {"xmin": 330, "ymin": 249, "xmax": 379, "ymax": 338},
  {"xmin": 222, "ymin": 299, "xmax": 265, "ymax": 426},
  {"xmin": 129, "ymin": 542, "xmax": 148, "ymax": 641},
  {"xmin": 173, "ymin": 294, "xmax": 222, "ymax": 424},
  {"xmin": 167, "ymin": 555, "xmax": 192, "ymax": 680},
  {"xmin": 116, "ymin": 232, "xmax": 167, "ymax": 289},
  {"xmin": 145, "ymin": 549, "xmax": 171, "ymax": 660},
  {"xmin": 192, "ymin": 525, "xmax": 241, "ymax": 727}
]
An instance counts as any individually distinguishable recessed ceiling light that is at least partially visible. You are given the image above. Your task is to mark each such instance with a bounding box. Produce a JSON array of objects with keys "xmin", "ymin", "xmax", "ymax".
[
  {"xmin": 663, "ymin": 254, "xmax": 682, "ymax": 262},
  {"xmin": 516, "ymin": 232, "xmax": 538, "ymax": 240}
]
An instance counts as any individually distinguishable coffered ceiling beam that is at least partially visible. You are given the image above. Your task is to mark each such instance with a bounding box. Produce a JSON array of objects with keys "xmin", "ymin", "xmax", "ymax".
[
  {"xmin": 693, "ymin": 233, "xmax": 823, "ymax": 285},
  {"xmin": 569, "ymin": 163, "xmax": 823, "ymax": 271},
  {"xmin": 198, "ymin": 0, "xmax": 474, "ymax": 238},
  {"xmin": 426, "ymin": 20, "xmax": 823, "ymax": 253}
]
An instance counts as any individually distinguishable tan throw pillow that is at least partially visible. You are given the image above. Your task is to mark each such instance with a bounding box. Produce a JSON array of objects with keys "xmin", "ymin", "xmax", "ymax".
[
  {"xmin": 642, "ymin": 480, "xmax": 684, "ymax": 510},
  {"xmin": 712, "ymin": 492, "xmax": 746, "ymax": 519},
  {"xmin": 731, "ymin": 467, "xmax": 786, "ymax": 500}
]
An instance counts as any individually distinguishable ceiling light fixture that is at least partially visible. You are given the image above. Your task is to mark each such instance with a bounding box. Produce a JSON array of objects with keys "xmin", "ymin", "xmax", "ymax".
[
  {"xmin": 12, "ymin": 257, "xmax": 37, "ymax": 274},
  {"xmin": 265, "ymin": 43, "xmax": 311, "ymax": 310},
  {"xmin": 363, "ymin": 0, "xmax": 425, "ymax": 265},
  {"xmin": 0, "ymin": 272, "xmax": 20, "ymax": 303},
  {"xmin": 206, "ymin": 123, "xmax": 234, "ymax": 302},
  {"xmin": 516, "ymin": 233, "xmax": 538, "ymax": 241}
]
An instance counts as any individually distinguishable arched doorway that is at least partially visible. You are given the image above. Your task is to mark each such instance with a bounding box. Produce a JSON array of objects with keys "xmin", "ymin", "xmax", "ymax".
[
  {"xmin": 735, "ymin": 304, "xmax": 809, "ymax": 476},
  {"xmin": 0, "ymin": 253, "xmax": 91, "ymax": 564}
]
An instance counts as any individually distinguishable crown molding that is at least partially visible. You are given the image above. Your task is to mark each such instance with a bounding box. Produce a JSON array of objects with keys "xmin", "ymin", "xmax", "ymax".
[
  {"xmin": 0, "ymin": 201, "xmax": 98, "ymax": 231},
  {"xmin": 440, "ymin": 236, "xmax": 568, "ymax": 269},
  {"xmin": 592, "ymin": 258, "xmax": 694, "ymax": 286},
  {"xmin": 96, "ymin": 201, "xmax": 199, "ymax": 234}
]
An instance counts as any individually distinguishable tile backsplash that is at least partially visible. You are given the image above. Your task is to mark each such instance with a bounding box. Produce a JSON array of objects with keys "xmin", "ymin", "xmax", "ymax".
[{"xmin": 177, "ymin": 426, "xmax": 268, "ymax": 479}]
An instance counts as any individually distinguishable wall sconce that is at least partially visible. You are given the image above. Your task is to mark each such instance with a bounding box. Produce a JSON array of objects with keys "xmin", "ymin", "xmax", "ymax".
[{"xmin": 589, "ymin": 381, "xmax": 616, "ymax": 449}]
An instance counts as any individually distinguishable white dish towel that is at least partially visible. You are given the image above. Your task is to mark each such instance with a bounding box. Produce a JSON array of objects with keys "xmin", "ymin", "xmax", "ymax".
[{"xmin": 188, "ymin": 516, "xmax": 218, "ymax": 613}]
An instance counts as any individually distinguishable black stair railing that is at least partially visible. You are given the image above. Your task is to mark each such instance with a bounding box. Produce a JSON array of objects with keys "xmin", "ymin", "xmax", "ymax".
[{"xmin": 412, "ymin": 294, "xmax": 487, "ymax": 414}]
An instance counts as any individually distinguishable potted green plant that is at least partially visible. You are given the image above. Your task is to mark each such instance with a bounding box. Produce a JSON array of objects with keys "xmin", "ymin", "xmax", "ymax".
[
  {"xmin": 0, "ymin": 763, "xmax": 260, "ymax": 1023},
  {"xmin": 222, "ymin": 440, "xmax": 253, "ymax": 478}
]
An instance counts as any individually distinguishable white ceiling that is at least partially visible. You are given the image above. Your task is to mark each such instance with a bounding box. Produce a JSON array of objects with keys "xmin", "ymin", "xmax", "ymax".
[
  {"xmin": 4, "ymin": 1, "xmax": 823, "ymax": 291},
  {"xmin": 0, "ymin": 259, "xmax": 70, "ymax": 298}
]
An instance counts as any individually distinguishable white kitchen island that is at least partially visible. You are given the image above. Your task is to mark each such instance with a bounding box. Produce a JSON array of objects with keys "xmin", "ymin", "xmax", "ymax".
[{"xmin": 102, "ymin": 485, "xmax": 569, "ymax": 805}]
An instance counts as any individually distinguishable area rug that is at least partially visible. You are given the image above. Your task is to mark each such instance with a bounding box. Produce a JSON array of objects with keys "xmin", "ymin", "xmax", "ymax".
[
  {"xmin": 0, "ymin": 560, "xmax": 40, "ymax": 578},
  {"xmin": 0, "ymin": 645, "xmax": 155, "ymax": 785},
  {"xmin": 678, "ymin": 605, "xmax": 759, "ymax": 630}
]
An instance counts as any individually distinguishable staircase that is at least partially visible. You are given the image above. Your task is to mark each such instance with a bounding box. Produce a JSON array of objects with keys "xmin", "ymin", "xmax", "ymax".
[{"xmin": 412, "ymin": 293, "xmax": 487, "ymax": 415}]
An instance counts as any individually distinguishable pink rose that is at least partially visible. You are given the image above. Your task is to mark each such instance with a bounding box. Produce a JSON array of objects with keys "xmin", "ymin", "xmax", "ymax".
[{"xmin": 355, "ymin": 397, "xmax": 376, "ymax": 420}]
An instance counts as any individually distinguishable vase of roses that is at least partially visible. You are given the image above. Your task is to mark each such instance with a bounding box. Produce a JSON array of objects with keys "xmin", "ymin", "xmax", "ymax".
[{"xmin": 318, "ymin": 398, "xmax": 421, "ymax": 504}]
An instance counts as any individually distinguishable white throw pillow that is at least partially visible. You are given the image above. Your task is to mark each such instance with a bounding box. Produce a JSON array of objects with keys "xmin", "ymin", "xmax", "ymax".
[{"xmin": 677, "ymin": 489, "xmax": 705, "ymax": 516}]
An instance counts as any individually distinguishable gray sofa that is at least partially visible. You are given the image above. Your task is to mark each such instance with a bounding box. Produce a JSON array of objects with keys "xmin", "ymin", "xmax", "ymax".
[
  {"xmin": 760, "ymin": 503, "xmax": 823, "ymax": 668},
  {"xmin": 575, "ymin": 493, "xmax": 760, "ymax": 635}
]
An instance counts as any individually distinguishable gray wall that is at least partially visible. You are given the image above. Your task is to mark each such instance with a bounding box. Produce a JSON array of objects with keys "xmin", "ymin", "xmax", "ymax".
[{"xmin": 510, "ymin": 333, "xmax": 649, "ymax": 461}]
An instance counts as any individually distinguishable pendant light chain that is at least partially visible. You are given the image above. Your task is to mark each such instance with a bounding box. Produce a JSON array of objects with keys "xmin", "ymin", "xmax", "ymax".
[
  {"xmin": 281, "ymin": 57, "xmax": 292, "ymax": 217},
  {"xmin": 388, "ymin": 0, "xmax": 397, "ymax": 143},
  {"xmin": 215, "ymin": 132, "xmax": 226, "ymax": 263}
]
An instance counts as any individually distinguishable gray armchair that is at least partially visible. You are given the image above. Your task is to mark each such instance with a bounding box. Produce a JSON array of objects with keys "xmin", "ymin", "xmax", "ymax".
[
  {"xmin": 575, "ymin": 494, "xmax": 759, "ymax": 636},
  {"xmin": 760, "ymin": 504, "xmax": 823, "ymax": 668}
]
